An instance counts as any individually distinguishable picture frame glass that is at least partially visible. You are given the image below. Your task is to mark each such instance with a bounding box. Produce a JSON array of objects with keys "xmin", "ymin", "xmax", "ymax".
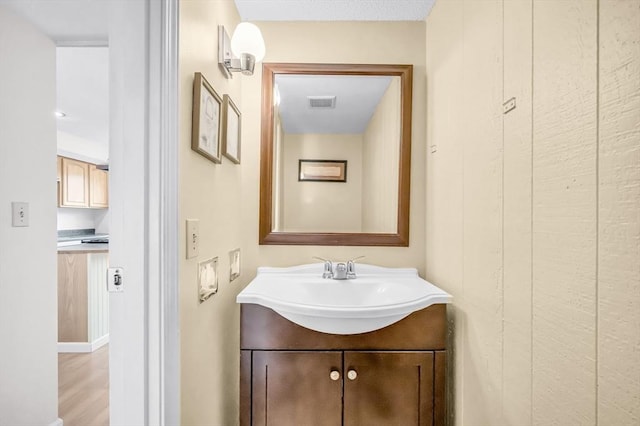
[
  {"xmin": 192, "ymin": 72, "xmax": 222, "ymax": 164},
  {"xmin": 226, "ymin": 107, "xmax": 239, "ymax": 158},
  {"xmin": 223, "ymin": 95, "xmax": 241, "ymax": 164},
  {"xmin": 199, "ymin": 85, "xmax": 220, "ymax": 157}
]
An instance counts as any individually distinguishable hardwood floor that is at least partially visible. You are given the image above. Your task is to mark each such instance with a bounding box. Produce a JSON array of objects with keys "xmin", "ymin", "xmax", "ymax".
[{"xmin": 59, "ymin": 345, "xmax": 109, "ymax": 426}]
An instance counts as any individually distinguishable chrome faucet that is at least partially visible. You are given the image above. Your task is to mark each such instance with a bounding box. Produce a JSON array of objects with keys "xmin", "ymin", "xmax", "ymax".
[{"xmin": 313, "ymin": 256, "xmax": 364, "ymax": 280}]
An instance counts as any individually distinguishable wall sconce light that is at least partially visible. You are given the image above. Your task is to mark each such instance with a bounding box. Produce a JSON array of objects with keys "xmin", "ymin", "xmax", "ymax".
[{"xmin": 218, "ymin": 23, "xmax": 265, "ymax": 78}]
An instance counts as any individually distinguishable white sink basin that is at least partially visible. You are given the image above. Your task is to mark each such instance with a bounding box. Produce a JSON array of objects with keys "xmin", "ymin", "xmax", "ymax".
[{"xmin": 236, "ymin": 263, "xmax": 452, "ymax": 335}]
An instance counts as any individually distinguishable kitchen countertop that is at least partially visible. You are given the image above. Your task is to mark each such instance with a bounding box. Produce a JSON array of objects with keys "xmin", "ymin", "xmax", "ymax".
[{"xmin": 57, "ymin": 243, "xmax": 109, "ymax": 254}]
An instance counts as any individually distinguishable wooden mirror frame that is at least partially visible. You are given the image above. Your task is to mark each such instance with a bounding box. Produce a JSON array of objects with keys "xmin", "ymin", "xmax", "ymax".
[{"xmin": 259, "ymin": 63, "xmax": 413, "ymax": 246}]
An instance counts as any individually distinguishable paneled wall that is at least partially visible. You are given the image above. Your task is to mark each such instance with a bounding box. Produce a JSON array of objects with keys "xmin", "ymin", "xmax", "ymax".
[{"xmin": 425, "ymin": 0, "xmax": 639, "ymax": 424}]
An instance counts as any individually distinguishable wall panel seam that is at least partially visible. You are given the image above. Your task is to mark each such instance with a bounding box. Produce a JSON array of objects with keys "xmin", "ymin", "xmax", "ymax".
[
  {"xmin": 529, "ymin": 0, "xmax": 535, "ymax": 423},
  {"xmin": 501, "ymin": 0, "xmax": 506, "ymax": 421},
  {"xmin": 595, "ymin": 0, "xmax": 600, "ymax": 423}
]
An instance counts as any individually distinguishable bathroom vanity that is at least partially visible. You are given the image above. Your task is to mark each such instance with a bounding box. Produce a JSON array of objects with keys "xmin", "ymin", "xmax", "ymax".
[
  {"xmin": 240, "ymin": 304, "xmax": 446, "ymax": 426},
  {"xmin": 237, "ymin": 263, "xmax": 451, "ymax": 425}
]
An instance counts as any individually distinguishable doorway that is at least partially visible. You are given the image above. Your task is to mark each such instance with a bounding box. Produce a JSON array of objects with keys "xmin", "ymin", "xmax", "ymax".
[
  {"xmin": 56, "ymin": 44, "xmax": 111, "ymax": 426},
  {"xmin": 0, "ymin": 0, "xmax": 179, "ymax": 423}
]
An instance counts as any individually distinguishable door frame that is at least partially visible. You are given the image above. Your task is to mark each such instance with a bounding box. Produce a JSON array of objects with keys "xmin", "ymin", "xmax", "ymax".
[{"xmin": 108, "ymin": 0, "xmax": 179, "ymax": 424}]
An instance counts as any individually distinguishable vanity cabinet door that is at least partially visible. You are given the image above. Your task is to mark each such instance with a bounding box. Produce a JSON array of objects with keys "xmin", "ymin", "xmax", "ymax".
[
  {"xmin": 343, "ymin": 351, "xmax": 435, "ymax": 426},
  {"xmin": 252, "ymin": 351, "xmax": 342, "ymax": 426}
]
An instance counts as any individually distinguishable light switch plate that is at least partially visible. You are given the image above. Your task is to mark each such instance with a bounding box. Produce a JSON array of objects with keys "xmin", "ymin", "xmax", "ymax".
[
  {"xmin": 186, "ymin": 219, "xmax": 199, "ymax": 259},
  {"xmin": 11, "ymin": 202, "xmax": 29, "ymax": 227}
]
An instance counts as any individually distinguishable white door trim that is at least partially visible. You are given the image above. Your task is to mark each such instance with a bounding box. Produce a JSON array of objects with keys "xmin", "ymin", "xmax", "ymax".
[
  {"xmin": 147, "ymin": 0, "xmax": 180, "ymax": 424},
  {"xmin": 108, "ymin": 0, "xmax": 180, "ymax": 424}
]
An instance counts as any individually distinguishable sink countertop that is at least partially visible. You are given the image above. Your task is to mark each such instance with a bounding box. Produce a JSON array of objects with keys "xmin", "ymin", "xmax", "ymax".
[{"xmin": 57, "ymin": 243, "xmax": 109, "ymax": 254}]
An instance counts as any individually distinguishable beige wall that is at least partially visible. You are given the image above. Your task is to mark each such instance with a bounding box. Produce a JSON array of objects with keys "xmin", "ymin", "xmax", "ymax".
[
  {"xmin": 179, "ymin": 1, "xmax": 246, "ymax": 424},
  {"xmin": 242, "ymin": 21, "xmax": 426, "ymax": 270},
  {"xmin": 282, "ymin": 133, "xmax": 363, "ymax": 232},
  {"xmin": 425, "ymin": 0, "xmax": 640, "ymax": 425},
  {"xmin": 179, "ymin": 16, "xmax": 426, "ymax": 425},
  {"xmin": 362, "ymin": 77, "xmax": 401, "ymax": 233}
]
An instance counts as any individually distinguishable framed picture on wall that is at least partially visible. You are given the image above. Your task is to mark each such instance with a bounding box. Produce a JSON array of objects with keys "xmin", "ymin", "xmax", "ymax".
[
  {"xmin": 298, "ymin": 160, "xmax": 347, "ymax": 182},
  {"xmin": 191, "ymin": 72, "xmax": 222, "ymax": 164},
  {"xmin": 222, "ymin": 94, "xmax": 241, "ymax": 164}
]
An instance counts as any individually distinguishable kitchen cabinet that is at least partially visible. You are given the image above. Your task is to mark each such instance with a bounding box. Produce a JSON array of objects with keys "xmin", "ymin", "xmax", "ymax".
[
  {"xmin": 57, "ymin": 250, "xmax": 109, "ymax": 349},
  {"xmin": 89, "ymin": 164, "xmax": 109, "ymax": 208},
  {"xmin": 58, "ymin": 156, "xmax": 108, "ymax": 208},
  {"xmin": 56, "ymin": 156, "xmax": 62, "ymax": 204},
  {"xmin": 240, "ymin": 304, "xmax": 447, "ymax": 426},
  {"xmin": 60, "ymin": 157, "xmax": 89, "ymax": 207}
]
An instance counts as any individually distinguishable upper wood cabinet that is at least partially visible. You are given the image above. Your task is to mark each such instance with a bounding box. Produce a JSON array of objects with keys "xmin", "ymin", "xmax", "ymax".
[
  {"xmin": 60, "ymin": 157, "xmax": 90, "ymax": 207},
  {"xmin": 58, "ymin": 156, "xmax": 108, "ymax": 209},
  {"xmin": 89, "ymin": 164, "xmax": 109, "ymax": 208}
]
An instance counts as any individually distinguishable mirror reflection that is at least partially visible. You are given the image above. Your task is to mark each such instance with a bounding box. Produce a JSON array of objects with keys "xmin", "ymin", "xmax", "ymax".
[
  {"xmin": 259, "ymin": 63, "xmax": 412, "ymax": 246},
  {"xmin": 272, "ymin": 74, "xmax": 400, "ymax": 233}
]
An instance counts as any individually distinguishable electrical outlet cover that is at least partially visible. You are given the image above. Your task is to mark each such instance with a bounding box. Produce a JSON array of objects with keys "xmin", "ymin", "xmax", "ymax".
[
  {"xmin": 229, "ymin": 248, "xmax": 241, "ymax": 282},
  {"xmin": 198, "ymin": 257, "xmax": 218, "ymax": 303}
]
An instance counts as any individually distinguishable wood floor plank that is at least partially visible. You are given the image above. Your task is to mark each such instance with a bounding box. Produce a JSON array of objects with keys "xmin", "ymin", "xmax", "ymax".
[{"xmin": 58, "ymin": 345, "xmax": 109, "ymax": 426}]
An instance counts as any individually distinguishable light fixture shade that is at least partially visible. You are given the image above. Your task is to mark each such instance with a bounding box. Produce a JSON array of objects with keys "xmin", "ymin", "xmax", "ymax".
[{"xmin": 231, "ymin": 23, "xmax": 265, "ymax": 63}]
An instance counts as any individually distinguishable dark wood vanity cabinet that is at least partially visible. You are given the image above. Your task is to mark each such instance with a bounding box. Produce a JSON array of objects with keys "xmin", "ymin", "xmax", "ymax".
[{"xmin": 240, "ymin": 304, "xmax": 447, "ymax": 426}]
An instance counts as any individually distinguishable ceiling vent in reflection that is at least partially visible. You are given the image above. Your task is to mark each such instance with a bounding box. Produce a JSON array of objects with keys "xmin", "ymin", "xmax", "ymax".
[{"xmin": 307, "ymin": 96, "xmax": 336, "ymax": 109}]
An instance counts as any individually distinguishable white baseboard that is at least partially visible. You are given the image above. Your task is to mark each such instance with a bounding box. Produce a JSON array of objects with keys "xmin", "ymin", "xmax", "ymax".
[
  {"xmin": 58, "ymin": 334, "xmax": 109, "ymax": 353},
  {"xmin": 48, "ymin": 418, "xmax": 63, "ymax": 426}
]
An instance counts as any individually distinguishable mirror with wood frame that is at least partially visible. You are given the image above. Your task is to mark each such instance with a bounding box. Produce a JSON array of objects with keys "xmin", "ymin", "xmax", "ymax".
[{"xmin": 259, "ymin": 63, "xmax": 413, "ymax": 246}]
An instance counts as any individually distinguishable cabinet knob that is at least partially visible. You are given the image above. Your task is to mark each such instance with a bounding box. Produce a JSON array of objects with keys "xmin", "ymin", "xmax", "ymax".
[
  {"xmin": 330, "ymin": 370, "xmax": 340, "ymax": 381},
  {"xmin": 347, "ymin": 369, "xmax": 357, "ymax": 380}
]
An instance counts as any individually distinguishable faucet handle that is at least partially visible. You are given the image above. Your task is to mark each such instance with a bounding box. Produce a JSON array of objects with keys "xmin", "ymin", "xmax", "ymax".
[
  {"xmin": 346, "ymin": 256, "xmax": 363, "ymax": 279},
  {"xmin": 312, "ymin": 256, "xmax": 333, "ymax": 279}
]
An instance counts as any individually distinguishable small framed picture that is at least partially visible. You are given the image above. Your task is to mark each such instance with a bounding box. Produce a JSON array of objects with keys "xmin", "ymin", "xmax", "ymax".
[
  {"xmin": 299, "ymin": 160, "xmax": 347, "ymax": 182},
  {"xmin": 222, "ymin": 95, "xmax": 241, "ymax": 164},
  {"xmin": 198, "ymin": 257, "xmax": 218, "ymax": 303},
  {"xmin": 229, "ymin": 248, "xmax": 241, "ymax": 282},
  {"xmin": 191, "ymin": 72, "xmax": 222, "ymax": 164}
]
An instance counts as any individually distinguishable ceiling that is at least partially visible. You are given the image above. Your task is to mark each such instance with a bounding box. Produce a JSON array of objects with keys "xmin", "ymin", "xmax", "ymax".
[
  {"xmin": 56, "ymin": 47, "xmax": 109, "ymax": 148},
  {"xmin": 0, "ymin": 0, "xmax": 108, "ymax": 44},
  {"xmin": 234, "ymin": 0, "xmax": 436, "ymax": 21},
  {"xmin": 277, "ymin": 75, "xmax": 393, "ymax": 134}
]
